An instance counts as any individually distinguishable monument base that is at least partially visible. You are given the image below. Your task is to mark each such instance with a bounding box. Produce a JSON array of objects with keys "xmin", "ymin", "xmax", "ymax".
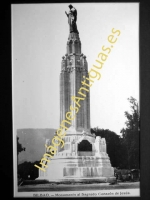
[
  {"xmin": 37, "ymin": 177, "xmax": 116, "ymax": 183},
  {"xmin": 36, "ymin": 133, "xmax": 115, "ymax": 184}
]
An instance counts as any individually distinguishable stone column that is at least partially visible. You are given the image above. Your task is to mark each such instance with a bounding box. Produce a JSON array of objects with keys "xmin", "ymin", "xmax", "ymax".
[{"xmin": 60, "ymin": 32, "xmax": 91, "ymax": 133}]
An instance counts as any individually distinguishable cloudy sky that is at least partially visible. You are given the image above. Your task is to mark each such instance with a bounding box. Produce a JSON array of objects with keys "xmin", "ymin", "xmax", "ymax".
[
  {"xmin": 17, "ymin": 128, "xmax": 55, "ymax": 163},
  {"xmin": 12, "ymin": 3, "xmax": 139, "ymax": 163}
]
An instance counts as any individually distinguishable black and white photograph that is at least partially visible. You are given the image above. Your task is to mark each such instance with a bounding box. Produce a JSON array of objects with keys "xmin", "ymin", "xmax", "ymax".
[{"xmin": 12, "ymin": 3, "xmax": 140, "ymax": 197}]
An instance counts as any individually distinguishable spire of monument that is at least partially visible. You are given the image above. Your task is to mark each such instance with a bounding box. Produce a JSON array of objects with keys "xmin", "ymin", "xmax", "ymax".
[
  {"xmin": 60, "ymin": 4, "xmax": 89, "ymax": 134},
  {"xmin": 66, "ymin": 33, "xmax": 81, "ymax": 55}
]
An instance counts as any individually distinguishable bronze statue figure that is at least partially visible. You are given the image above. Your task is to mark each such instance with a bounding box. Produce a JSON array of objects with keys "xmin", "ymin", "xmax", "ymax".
[{"xmin": 65, "ymin": 4, "xmax": 79, "ymax": 34}]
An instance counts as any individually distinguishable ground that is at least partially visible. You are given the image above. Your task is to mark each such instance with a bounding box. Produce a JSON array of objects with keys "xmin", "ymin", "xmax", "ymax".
[{"xmin": 18, "ymin": 181, "xmax": 140, "ymax": 192}]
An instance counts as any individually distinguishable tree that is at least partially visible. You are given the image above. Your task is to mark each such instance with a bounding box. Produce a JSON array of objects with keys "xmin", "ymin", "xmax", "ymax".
[
  {"xmin": 18, "ymin": 161, "xmax": 39, "ymax": 180},
  {"xmin": 17, "ymin": 137, "xmax": 25, "ymax": 181},
  {"xmin": 17, "ymin": 137, "xmax": 26, "ymax": 155},
  {"xmin": 120, "ymin": 97, "xmax": 140, "ymax": 169}
]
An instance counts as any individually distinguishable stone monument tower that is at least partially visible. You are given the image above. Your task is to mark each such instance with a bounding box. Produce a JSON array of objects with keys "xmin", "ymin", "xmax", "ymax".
[
  {"xmin": 37, "ymin": 5, "xmax": 115, "ymax": 183},
  {"xmin": 60, "ymin": 5, "xmax": 90, "ymax": 135}
]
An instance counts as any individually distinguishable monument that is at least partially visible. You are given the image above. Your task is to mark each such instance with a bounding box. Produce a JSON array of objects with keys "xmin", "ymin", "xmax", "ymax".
[{"xmin": 37, "ymin": 5, "xmax": 115, "ymax": 183}]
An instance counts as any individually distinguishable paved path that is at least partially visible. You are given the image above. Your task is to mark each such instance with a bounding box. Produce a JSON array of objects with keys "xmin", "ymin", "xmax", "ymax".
[{"xmin": 18, "ymin": 181, "xmax": 139, "ymax": 192}]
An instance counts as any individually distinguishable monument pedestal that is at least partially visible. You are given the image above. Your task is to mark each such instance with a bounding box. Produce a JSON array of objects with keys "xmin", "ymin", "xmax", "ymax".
[{"xmin": 37, "ymin": 133, "xmax": 115, "ymax": 183}]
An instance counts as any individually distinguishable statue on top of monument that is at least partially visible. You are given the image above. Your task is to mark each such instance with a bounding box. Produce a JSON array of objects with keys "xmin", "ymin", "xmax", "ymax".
[{"xmin": 65, "ymin": 4, "xmax": 79, "ymax": 34}]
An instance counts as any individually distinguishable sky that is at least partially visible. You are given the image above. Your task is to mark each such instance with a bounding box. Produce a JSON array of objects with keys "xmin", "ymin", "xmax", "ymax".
[
  {"xmin": 17, "ymin": 128, "xmax": 55, "ymax": 163},
  {"xmin": 12, "ymin": 3, "xmax": 139, "ymax": 138}
]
